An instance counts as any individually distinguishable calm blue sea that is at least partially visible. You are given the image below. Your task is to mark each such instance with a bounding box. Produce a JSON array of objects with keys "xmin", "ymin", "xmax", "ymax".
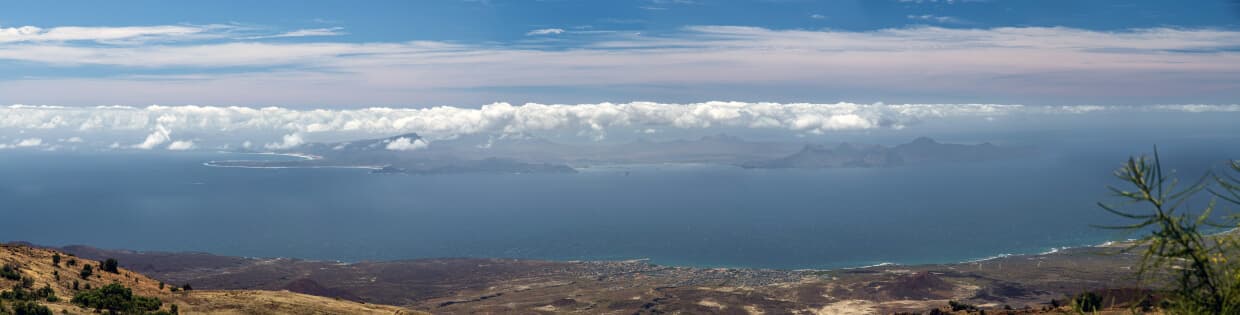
[{"xmin": 1, "ymin": 139, "xmax": 1237, "ymax": 269}]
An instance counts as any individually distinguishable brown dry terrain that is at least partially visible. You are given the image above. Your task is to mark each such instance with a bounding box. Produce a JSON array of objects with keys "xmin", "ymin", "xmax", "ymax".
[
  {"xmin": 18, "ymin": 241, "xmax": 1169, "ymax": 314},
  {"xmin": 0, "ymin": 244, "xmax": 424, "ymax": 315}
]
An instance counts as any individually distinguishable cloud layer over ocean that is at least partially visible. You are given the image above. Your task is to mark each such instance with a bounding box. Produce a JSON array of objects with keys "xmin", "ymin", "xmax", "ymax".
[{"xmin": 2, "ymin": 102, "xmax": 1239, "ymax": 150}]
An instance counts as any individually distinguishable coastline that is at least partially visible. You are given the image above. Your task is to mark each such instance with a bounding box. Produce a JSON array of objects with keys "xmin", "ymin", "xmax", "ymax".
[{"xmin": 22, "ymin": 238, "xmax": 1156, "ymax": 314}]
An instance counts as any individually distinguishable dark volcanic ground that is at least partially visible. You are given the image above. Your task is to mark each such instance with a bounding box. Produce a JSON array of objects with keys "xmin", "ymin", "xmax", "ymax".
[{"xmin": 19, "ymin": 241, "xmax": 1158, "ymax": 314}]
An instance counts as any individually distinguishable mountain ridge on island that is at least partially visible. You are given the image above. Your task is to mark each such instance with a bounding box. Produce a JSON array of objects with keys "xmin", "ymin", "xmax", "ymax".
[{"xmin": 742, "ymin": 137, "xmax": 1033, "ymax": 169}]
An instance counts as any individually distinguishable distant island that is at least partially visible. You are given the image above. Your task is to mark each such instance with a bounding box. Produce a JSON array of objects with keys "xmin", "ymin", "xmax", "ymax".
[
  {"xmin": 206, "ymin": 133, "xmax": 578, "ymax": 175},
  {"xmin": 742, "ymin": 137, "xmax": 1033, "ymax": 169},
  {"xmin": 207, "ymin": 134, "xmax": 1033, "ymax": 174}
]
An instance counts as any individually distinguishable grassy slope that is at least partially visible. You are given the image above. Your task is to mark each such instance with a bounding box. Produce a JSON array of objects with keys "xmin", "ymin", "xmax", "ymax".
[{"xmin": 0, "ymin": 244, "xmax": 425, "ymax": 314}]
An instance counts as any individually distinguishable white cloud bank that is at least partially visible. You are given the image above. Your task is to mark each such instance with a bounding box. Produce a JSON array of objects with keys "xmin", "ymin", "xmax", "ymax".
[
  {"xmin": 16, "ymin": 138, "xmax": 42, "ymax": 147},
  {"xmin": 166, "ymin": 140, "xmax": 195, "ymax": 150},
  {"xmin": 386, "ymin": 137, "xmax": 428, "ymax": 151},
  {"xmin": 265, "ymin": 133, "xmax": 305, "ymax": 150},
  {"xmin": 132, "ymin": 125, "xmax": 172, "ymax": 149},
  {"xmin": 2, "ymin": 103, "xmax": 1238, "ymax": 147}
]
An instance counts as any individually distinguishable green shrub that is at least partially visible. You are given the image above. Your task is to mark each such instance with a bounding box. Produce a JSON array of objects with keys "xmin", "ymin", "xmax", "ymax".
[
  {"xmin": 35, "ymin": 285, "xmax": 54, "ymax": 301},
  {"xmin": 1, "ymin": 283, "xmax": 55, "ymax": 302},
  {"xmin": 70, "ymin": 283, "xmax": 162, "ymax": 313},
  {"xmin": 1, "ymin": 284, "xmax": 30, "ymax": 300},
  {"xmin": 78, "ymin": 264, "xmax": 92, "ymax": 279},
  {"xmin": 1071, "ymin": 292, "xmax": 1102, "ymax": 312},
  {"xmin": 101, "ymin": 258, "xmax": 119, "ymax": 274},
  {"xmin": 9, "ymin": 301, "xmax": 51, "ymax": 315},
  {"xmin": 0, "ymin": 263, "xmax": 20, "ymax": 280},
  {"xmin": 1096, "ymin": 151, "xmax": 1240, "ymax": 314},
  {"xmin": 948, "ymin": 300, "xmax": 977, "ymax": 312},
  {"xmin": 51, "ymin": 254, "xmax": 60, "ymax": 267}
]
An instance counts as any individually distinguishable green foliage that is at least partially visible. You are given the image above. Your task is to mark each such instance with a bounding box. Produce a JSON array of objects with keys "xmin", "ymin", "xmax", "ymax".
[
  {"xmin": 0, "ymin": 264, "xmax": 20, "ymax": 281},
  {"xmin": 70, "ymin": 281, "xmax": 78, "ymax": 291},
  {"xmin": 64, "ymin": 259, "xmax": 75, "ymax": 267},
  {"xmin": 180, "ymin": 284, "xmax": 191, "ymax": 291},
  {"xmin": 0, "ymin": 284, "xmax": 29, "ymax": 301},
  {"xmin": 1, "ymin": 283, "xmax": 55, "ymax": 302},
  {"xmin": 8, "ymin": 301, "xmax": 51, "ymax": 315},
  {"xmin": 78, "ymin": 265, "xmax": 92, "ymax": 279},
  {"xmin": 50, "ymin": 254, "xmax": 59, "ymax": 267},
  {"xmin": 1071, "ymin": 292, "xmax": 1102, "ymax": 312},
  {"xmin": 169, "ymin": 304, "xmax": 178, "ymax": 314},
  {"xmin": 947, "ymin": 300, "xmax": 977, "ymax": 312},
  {"xmin": 101, "ymin": 259, "xmax": 119, "ymax": 274},
  {"xmin": 70, "ymin": 283, "xmax": 162, "ymax": 313},
  {"xmin": 1096, "ymin": 150, "xmax": 1240, "ymax": 314},
  {"xmin": 35, "ymin": 285, "xmax": 53, "ymax": 303}
]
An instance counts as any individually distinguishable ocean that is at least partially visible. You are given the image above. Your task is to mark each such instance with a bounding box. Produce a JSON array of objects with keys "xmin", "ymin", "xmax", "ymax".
[{"xmin": 1, "ymin": 138, "xmax": 1237, "ymax": 270}]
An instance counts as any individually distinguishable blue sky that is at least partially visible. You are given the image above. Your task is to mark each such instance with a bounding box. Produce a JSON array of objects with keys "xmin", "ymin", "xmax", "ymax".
[{"xmin": 1, "ymin": 0, "xmax": 1239, "ymax": 107}]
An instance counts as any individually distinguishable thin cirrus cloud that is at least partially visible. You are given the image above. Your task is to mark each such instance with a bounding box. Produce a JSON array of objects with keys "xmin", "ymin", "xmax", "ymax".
[
  {"xmin": 0, "ymin": 24, "xmax": 1239, "ymax": 105},
  {"xmin": 2, "ymin": 102, "xmax": 1239, "ymax": 151},
  {"xmin": 0, "ymin": 24, "xmax": 234, "ymax": 44},
  {"xmin": 906, "ymin": 15, "xmax": 964, "ymax": 24},
  {"xmin": 525, "ymin": 28, "xmax": 566, "ymax": 36},
  {"xmin": 243, "ymin": 27, "xmax": 347, "ymax": 39}
]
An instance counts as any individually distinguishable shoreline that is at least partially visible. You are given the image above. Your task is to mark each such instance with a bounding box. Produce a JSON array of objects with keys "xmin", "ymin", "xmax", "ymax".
[
  {"xmin": 15, "ymin": 237, "xmax": 1167, "ymax": 314},
  {"xmin": 19, "ymin": 235, "xmax": 1142, "ymax": 273},
  {"xmin": 201, "ymin": 161, "xmax": 387, "ymax": 170}
]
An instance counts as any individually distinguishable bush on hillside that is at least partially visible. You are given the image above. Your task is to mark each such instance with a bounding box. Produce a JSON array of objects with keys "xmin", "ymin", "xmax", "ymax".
[
  {"xmin": 0, "ymin": 263, "xmax": 20, "ymax": 281},
  {"xmin": 948, "ymin": 300, "xmax": 977, "ymax": 312},
  {"xmin": 1, "ymin": 282, "xmax": 55, "ymax": 302},
  {"xmin": 70, "ymin": 283, "xmax": 162, "ymax": 313},
  {"xmin": 101, "ymin": 259, "xmax": 119, "ymax": 274},
  {"xmin": 8, "ymin": 301, "xmax": 52, "ymax": 315},
  {"xmin": 78, "ymin": 265, "xmax": 92, "ymax": 279}
]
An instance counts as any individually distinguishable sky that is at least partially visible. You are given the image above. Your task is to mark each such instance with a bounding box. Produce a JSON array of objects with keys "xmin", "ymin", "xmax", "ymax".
[
  {"xmin": 1, "ymin": 0, "xmax": 1239, "ymax": 150},
  {"xmin": 2, "ymin": 0, "xmax": 1239, "ymax": 107}
]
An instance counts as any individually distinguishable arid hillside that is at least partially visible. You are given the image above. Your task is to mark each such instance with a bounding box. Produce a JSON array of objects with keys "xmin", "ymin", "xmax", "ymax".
[
  {"xmin": 37, "ymin": 241, "xmax": 1171, "ymax": 314},
  {"xmin": 0, "ymin": 244, "xmax": 423, "ymax": 314}
]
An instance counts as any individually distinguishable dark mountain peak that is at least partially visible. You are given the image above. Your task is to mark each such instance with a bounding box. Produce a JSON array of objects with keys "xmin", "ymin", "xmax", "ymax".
[
  {"xmin": 699, "ymin": 133, "xmax": 743, "ymax": 143},
  {"xmin": 747, "ymin": 138, "xmax": 1031, "ymax": 169},
  {"xmin": 800, "ymin": 143, "xmax": 831, "ymax": 152},
  {"xmin": 387, "ymin": 132, "xmax": 421, "ymax": 140},
  {"xmin": 910, "ymin": 137, "xmax": 938, "ymax": 145}
]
